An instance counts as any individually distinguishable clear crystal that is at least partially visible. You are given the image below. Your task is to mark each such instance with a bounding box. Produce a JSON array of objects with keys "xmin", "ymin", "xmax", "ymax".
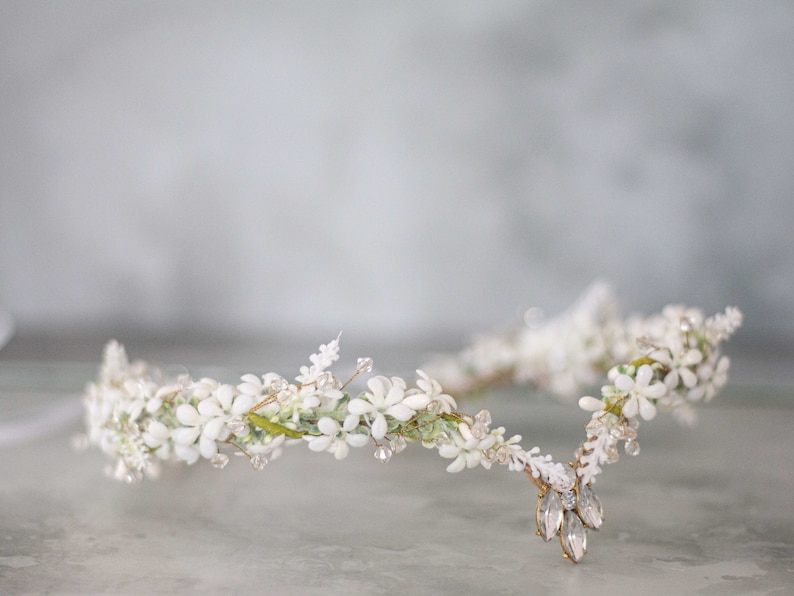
[
  {"xmin": 315, "ymin": 372, "xmax": 333, "ymax": 390},
  {"xmin": 475, "ymin": 409, "xmax": 492, "ymax": 427},
  {"xmin": 270, "ymin": 377, "xmax": 287, "ymax": 393},
  {"xmin": 495, "ymin": 445, "xmax": 510, "ymax": 465},
  {"xmin": 176, "ymin": 373, "xmax": 193, "ymax": 392},
  {"xmin": 210, "ymin": 453, "xmax": 229, "ymax": 469},
  {"xmin": 635, "ymin": 336, "xmax": 656, "ymax": 351},
  {"xmin": 226, "ymin": 419, "xmax": 247, "ymax": 435},
  {"xmin": 560, "ymin": 510, "xmax": 587, "ymax": 563},
  {"xmin": 585, "ymin": 419, "xmax": 604, "ymax": 435},
  {"xmin": 481, "ymin": 448, "xmax": 496, "ymax": 462},
  {"xmin": 471, "ymin": 422, "xmax": 486, "ymax": 439},
  {"xmin": 606, "ymin": 445, "xmax": 620, "ymax": 464},
  {"xmin": 576, "ymin": 481, "xmax": 604, "ymax": 530},
  {"xmin": 608, "ymin": 423, "xmax": 627, "ymax": 441},
  {"xmin": 434, "ymin": 431, "xmax": 450, "ymax": 446},
  {"xmin": 624, "ymin": 439, "xmax": 641, "ymax": 456},
  {"xmin": 536, "ymin": 489, "xmax": 563, "ymax": 542},
  {"xmin": 374, "ymin": 445, "xmax": 392, "ymax": 463},
  {"xmin": 250, "ymin": 453, "xmax": 268, "ymax": 471},
  {"xmin": 622, "ymin": 426, "xmax": 638, "ymax": 440},
  {"xmin": 560, "ymin": 491, "xmax": 577, "ymax": 510},
  {"xmin": 557, "ymin": 465, "xmax": 577, "ymax": 491},
  {"xmin": 357, "ymin": 357, "xmax": 374, "ymax": 373},
  {"xmin": 680, "ymin": 316, "xmax": 694, "ymax": 333},
  {"xmin": 390, "ymin": 435, "xmax": 407, "ymax": 454}
]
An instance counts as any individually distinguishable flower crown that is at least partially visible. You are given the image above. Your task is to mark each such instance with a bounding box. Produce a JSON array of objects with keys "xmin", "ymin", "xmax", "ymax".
[{"xmin": 79, "ymin": 283, "xmax": 742, "ymax": 563}]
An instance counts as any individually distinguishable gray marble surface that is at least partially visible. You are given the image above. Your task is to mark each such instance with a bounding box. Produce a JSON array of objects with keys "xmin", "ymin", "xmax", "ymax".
[{"xmin": 1, "ymin": 360, "xmax": 793, "ymax": 595}]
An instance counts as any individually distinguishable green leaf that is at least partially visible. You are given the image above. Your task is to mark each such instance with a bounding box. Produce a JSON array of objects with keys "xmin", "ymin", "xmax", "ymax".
[{"xmin": 247, "ymin": 413, "xmax": 305, "ymax": 439}]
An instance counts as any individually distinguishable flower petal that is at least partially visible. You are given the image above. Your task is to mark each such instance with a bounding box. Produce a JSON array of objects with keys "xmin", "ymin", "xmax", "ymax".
[
  {"xmin": 578, "ymin": 396, "xmax": 604, "ymax": 412},
  {"xmin": 635, "ymin": 364, "xmax": 653, "ymax": 387},
  {"xmin": 176, "ymin": 404, "xmax": 201, "ymax": 427},
  {"xmin": 446, "ymin": 454, "xmax": 466, "ymax": 473},
  {"xmin": 615, "ymin": 374, "xmax": 634, "ymax": 393},
  {"xmin": 622, "ymin": 397, "xmax": 639, "ymax": 419},
  {"xmin": 371, "ymin": 413, "xmax": 387, "ymax": 440},
  {"xmin": 639, "ymin": 397, "xmax": 657, "ymax": 420},
  {"xmin": 231, "ymin": 394, "xmax": 254, "ymax": 415},
  {"xmin": 202, "ymin": 417, "xmax": 227, "ymax": 440},
  {"xmin": 199, "ymin": 435, "xmax": 218, "ymax": 459},
  {"xmin": 308, "ymin": 435, "xmax": 334, "ymax": 452},
  {"xmin": 317, "ymin": 416, "xmax": 340, "ymax": 436},
  {"xmin": 172, "ymin": 425, "xmax": 201, "ymax": 445},
  {"xmin": 644, "ymin": 382, "xmax": 667, "ymax": 399},
  {"xmin": 365, "ymin": 376, "xmax": 390, "ymax": 405},
  {"xmin": 346, "ymin": 433, "xmax": 370, "ymax": 447},
  {"xmin": 386, "ymin": 404, "xmax": 414, "ymax": 422},
  {"xmin": 347, "ymin": 398, "xmax": 374, "ymax": 415}
]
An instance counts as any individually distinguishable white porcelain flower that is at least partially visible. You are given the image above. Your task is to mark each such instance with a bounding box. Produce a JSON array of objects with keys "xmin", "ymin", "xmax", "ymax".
[
  {"xmin": 437, "ymin": 423, "xmax": 498, "ymax": 473},
  {"xmin": 615, "ymin": 364, "xmax": 667, "ymax": 420},
  {"xmin": 306, "ymin": 415, "xmax": 369, "ymax": 459},
  {"xmin": 347, "ymin": 376, "xmax": 415, "ymax": 440}
]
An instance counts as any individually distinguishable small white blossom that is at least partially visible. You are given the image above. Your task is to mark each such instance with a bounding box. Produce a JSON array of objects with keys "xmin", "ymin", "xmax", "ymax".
[
  {"xmin": 615, "ymin": 364, "xmax": 667, "ymax": 420},
  {"xmin": 347, "ymin": 376, "xmax": 415, "ymax": 440},
  {"xmin": 305, "ymin": 415, "xmax": 369, "ymax": 460}
]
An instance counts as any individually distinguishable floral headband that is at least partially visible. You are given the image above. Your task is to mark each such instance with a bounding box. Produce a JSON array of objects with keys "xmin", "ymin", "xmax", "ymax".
[{"xmin": 79, "ymin": 283, "xmax": 742, "ymax": 563}]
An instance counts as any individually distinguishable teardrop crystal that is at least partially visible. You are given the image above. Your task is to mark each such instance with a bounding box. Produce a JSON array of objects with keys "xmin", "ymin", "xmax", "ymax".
[
  {"xmin": 536, "ymin": 489, "xmax": 563, "ymax": 542},
  {"xmin": 576, "ymin": 481, "xmax": 604, "ymax": 530},
  {"xmin": 560, "ymin": 510, "xmax": 587, "ymax": 563}
]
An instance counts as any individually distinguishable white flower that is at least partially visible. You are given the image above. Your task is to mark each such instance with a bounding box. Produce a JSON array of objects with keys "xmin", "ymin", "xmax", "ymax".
[
  {"xmin": 347, "ymin": 376, "xmax": 415, "ymax": 440},
  {"xmin": 414, "ymin": 370, "xmax": 457, "ymax": 413},
  {"xmin": 688, "ymin": 355, "xmax": 730, "ymax": 402},
  {"xmin": 615, "ymin": 364, "xmax": 667, "ymax": 420},
  {"xmin": 437, "ymin": 423, "xmax": 498, "ymax": 473},
  {"xmin": 172, "ymin": 383, "xmax": 254, "ymax": 464},
  {"xmin": 306, "ymin": 415, "xmax": 369, "ymax": 460},
  {"xmin": 651, "ymin": 343, "xmax": 703, "ymax": 390}
]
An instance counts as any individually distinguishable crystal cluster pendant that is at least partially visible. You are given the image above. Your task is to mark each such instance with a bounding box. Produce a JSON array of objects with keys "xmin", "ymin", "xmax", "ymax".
[{"xmin": 534, "ymin": 477, "xmax": 603, "ymax": 563}]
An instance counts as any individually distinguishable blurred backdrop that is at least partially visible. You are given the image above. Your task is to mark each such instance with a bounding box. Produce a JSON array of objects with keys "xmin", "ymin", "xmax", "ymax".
[{"xmin": 1, "ymin": 1, "xmax": 793, "ymax": 362}]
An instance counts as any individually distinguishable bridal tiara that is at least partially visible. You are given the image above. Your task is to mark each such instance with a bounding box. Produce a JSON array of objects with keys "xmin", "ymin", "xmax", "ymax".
[{"xmin": 78, "ymin": 283, "xmax": 742, "ymax": 563}]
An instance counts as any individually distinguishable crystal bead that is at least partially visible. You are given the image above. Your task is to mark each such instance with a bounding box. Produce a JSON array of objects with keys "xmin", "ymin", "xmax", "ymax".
[
  {"xmin": 622, "ymin": 426, "xmax": 638, "ymax": 440},
  {"xmin": 210, "ymin": 453, "xmax": 229, "ymax": 469},
  {"xmin": 315, "ymin": 372, "xmax": 333, "ymax": 390},
  {"xmin": 434, "ymin": 431, "xmax": 450, "ymax": 446},
  {"xmin": 558, "ymin": 465, "xmax": 577, "ymax": 491},
  {"xmin": 624, "ymin": 439, "xmax": 641, "ymax": 456},
  {"xmin": 680, "ymin": 316, "xmax": 694, "ymax": 333},
  {"xmin": 560, "ymin": 491, "xmax": 577, "ymax": 510},
  {"xmin": 356, "ymin": 357, "xmax": 374, "ymax": 373},
  {"xmin": 576, "ymin": 481, "xmax": 604, "ymax": 530},
  {"xmin": 250, "ymin": 453, "xmax": 268, "ymax": 471},
  {"xmin": 390, "ymin": 435, "xmax": 407, "ymax": 454},
  {"xmin": 635, "ymin": 336, "xmax": 656, "ymax": 351},
  {"xmin": 523, "ymin": 306, "xmax": 544, "ymax": 328},
  {"xmin": 560, "ymin": 510, "xmax": 587, "ymax": 563},
  {"xmin": 270, "ymin": 377, "xmax": 288, "ymax": 393},
  {"xmin": 536, "ymin": 489, "xmax": 563, "ymax": 542},
  {"xmin": 585, "ymin": 419, "xmax": 604, "ymax": 435},
  {"xmin": 495, "ymin": 445, "xmax": 510, "ymax": 465},
  {"xmin": 374, "ymin": 445, "xmax": 392, "ymax": 463},
  {"xmin": 471, "ymin": 422, "xmax": 486, "ymax": 439},
  {"xmin": 226, "ymin": 419, "xmax": 247, "ymax": 435},
  {"xmin": 608, "ymin": 423, "xmax": 626, "ymax": 441},
  {"xmin": 606, "ymin": 445, "xmax": 620, "ymax": 464},
  {"xmin": 475, "ymin": 410, "xmax": 492, "ymax": 427},
  {"xmin": 481, "ymin": 448, "xmax": 496, "ymax": 462}
]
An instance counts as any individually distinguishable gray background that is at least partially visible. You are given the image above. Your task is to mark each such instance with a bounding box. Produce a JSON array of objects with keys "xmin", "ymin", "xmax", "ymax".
[{"xmin": 1, "ymin": 1, "xmax": 793, "ymax": 354}]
